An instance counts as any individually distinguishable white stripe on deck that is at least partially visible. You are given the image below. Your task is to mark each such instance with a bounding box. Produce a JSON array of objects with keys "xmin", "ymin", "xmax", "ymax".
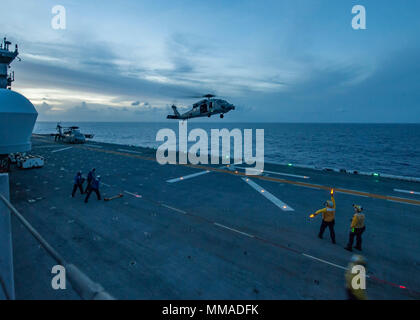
[
  {"xmin": 214, "ymin": 223, "xmax": 255, "ymax": 238},
  {"xmin": 85, "ymin": 144, "xmax": 102, "ymax": 148},
  {"xmin": 51, "ymin": 147, "xmax": 73, "ymax": 153},
  {"xmin": 241, "ymin": 177, "xmax": 294, "ymax": 211},
  {"xmin": 236, "ymin": 166, "xmax": 310, "ymax": 179},
  {"xmin": 124, "ymin": 190, "xmax": 142, "ymax": 198},
  {"xmin": 33, "ymin": 144, "xmax": 60, "ymax": 149},
  {"xmin": 118, "ymin": 149, "xmax": 142, "ymax": 154},
  {"xmin": 167, "ymin": 170, "xmax": 211, "ymax": 183},
  {"xmin": 394, "ymin": 188, "xmax": 420, "ymax": 196},
  {"xmin": 161, "ymin": 204, "xmax": 187, "ymax": 215},
  {"xmin": 301, "ymin": 253, "xmax": 348, "ymax": 271}
]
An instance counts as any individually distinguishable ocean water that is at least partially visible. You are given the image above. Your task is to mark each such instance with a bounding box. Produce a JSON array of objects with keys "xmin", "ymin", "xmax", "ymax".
[{"xmin": 33, "ymin": 122, "xmax": 420, "ymax": 178}]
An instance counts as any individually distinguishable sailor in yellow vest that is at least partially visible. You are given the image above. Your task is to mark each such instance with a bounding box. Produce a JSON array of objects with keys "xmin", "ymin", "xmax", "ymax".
[
  {"xmin": 345, "ymin": 254, "xmax": 368, "ymax": 300},
  {"xmin": 310, "ymin": 189, "xmax": 336, "ymax": 244},
  {"xmin": 345, "ymin": 204, "xmax": 366, "ymax": 251}
]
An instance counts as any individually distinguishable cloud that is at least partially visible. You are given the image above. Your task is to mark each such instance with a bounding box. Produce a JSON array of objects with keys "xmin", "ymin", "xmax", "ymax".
[
  {"xmin": 4, "ymin": 0, "xmax": 420, "ymax": 123},
  {"xmin": 35, "ymin": 100, "xmax": 169, "ymax": 122},
  {"xmin": 231, "ymin": 46, "xmax": 420, "ymax": 122}
]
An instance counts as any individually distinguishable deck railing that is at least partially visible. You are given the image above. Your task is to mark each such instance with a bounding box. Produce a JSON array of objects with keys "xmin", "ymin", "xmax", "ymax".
[{"xmin": 0, "ymin": 193, "xmax": 114, "ymax": 300}]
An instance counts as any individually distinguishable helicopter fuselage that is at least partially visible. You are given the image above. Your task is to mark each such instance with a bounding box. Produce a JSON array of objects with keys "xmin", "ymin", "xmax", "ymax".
[{"xmin": 168, "ymin": 98, "xmax": 235, "ymax": 120}]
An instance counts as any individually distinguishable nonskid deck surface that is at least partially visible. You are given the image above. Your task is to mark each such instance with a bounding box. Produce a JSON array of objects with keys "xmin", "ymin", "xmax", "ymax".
[{"xmin": 8, "ymin": 134, "xmax": 420, "ymax": 299}]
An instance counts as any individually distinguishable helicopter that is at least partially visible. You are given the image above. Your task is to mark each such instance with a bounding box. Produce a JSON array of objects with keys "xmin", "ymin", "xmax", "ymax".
[
  {"xmin": 167, "ymin": 94, "xmax": 235, "ymax": 120},
  {"xmin": 53, "ymin": 123, "xmax": 94, "ymax": 144}
]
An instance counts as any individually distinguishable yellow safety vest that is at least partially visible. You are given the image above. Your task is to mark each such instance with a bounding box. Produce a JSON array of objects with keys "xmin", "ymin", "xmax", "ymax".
[{"xmin": 351, "ymin": 213, "xmax": 365, "ymax": 229}]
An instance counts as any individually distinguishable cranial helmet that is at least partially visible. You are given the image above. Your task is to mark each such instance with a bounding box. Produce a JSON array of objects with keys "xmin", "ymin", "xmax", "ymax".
[
  {"xmin": 351, "ymin": 254, "xmax": 366, "ymax": 266},
  {"xmin": 353, "ymin": 204, "xmax": 363, "ymax": 213},
  {"xmin": 325, "ymin": 200, "xmax": 333, "ymax": 208}
]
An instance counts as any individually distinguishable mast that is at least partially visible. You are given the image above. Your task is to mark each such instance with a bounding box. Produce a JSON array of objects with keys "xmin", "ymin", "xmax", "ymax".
[{"xmin": 0, "ymin": 37, "xmax": 19, "ymax": 89}]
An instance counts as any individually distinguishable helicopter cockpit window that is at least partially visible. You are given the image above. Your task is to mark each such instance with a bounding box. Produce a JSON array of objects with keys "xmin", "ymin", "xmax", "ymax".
[{"xmin": 200, "ymin": 103, "xmax": 207, "ymax": 114}]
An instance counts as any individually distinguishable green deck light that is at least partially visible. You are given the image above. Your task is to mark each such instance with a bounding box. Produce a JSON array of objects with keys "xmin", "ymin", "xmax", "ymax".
[
  {"xmin": 288, "ymin": 163, "xmax": 293, "ymax": 167},
  {"xmin": 373, "ymin": 173, "xmax": 379, "ymax": 177}
]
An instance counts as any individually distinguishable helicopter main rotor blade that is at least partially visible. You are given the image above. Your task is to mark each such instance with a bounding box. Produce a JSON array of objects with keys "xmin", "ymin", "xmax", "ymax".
[{"xmin": 181, "ymin": 93, "xmax": 217, "ymax": 99}]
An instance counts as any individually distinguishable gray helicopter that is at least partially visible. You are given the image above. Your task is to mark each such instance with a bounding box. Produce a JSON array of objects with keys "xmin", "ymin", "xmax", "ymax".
[
  {"xmin": 167, "ymin": 94, "xmax": 235, "ymax": 120},
  {"xmin": 53, "ymin": 123, "xmax": 94, "ymax": 144}
]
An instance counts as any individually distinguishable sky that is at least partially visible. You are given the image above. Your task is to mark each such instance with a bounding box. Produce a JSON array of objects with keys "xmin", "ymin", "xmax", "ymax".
[{"xmin": 1, "ymin": 0, "xmax": 420, "ymax": 122}]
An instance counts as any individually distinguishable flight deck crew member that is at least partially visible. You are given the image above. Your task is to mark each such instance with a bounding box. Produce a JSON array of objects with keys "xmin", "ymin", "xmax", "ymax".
[
  {"xmin": 310, "ymin": 190, "xmax": 336, "ymax": 244},
  {"xmin": 72, "ymin": 171, "xmax": 85, "ymax": 197},
  {"xmin": 85, "ymin": 168, "xmax": 96, "ymax": 193},
  {"xmin": 345, "ymin": 205, "xmax": 366, "ymax": 251},
  {"xmin": 84, "ymin": 175, "xmax": 101, "ymax": 203},
  {"xmin": 345, "ymin": 255, "xmax": 368, "ymax": 300}
]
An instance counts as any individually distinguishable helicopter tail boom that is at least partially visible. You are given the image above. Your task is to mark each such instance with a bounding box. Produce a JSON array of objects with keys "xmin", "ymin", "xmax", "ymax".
[{"xmin": 167, "ymin": 105, "xmax": 181, "ymax": 119}]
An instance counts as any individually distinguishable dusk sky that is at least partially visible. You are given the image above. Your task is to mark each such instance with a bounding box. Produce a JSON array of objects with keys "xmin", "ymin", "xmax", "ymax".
[{"xmin": 2, "ymin": 0, "xmax": 420, "ymax": 122}]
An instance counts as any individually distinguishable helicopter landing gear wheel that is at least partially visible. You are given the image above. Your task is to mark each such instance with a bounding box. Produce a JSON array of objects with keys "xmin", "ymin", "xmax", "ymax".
[
  {"xmin": 220, "ymin": 114, "xmax": 224, "ymax": 119},
  {"xmin": 208, "ymin": 114, "xmax": 211, "ymax": 117}
]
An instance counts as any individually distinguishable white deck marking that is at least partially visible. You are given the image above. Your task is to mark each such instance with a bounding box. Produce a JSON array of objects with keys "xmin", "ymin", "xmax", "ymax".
[
  {"xmin": 301, "ymin": 253, "xmax": 348, "ymax": 271},
  {"xmin": 241, "ymin": 177, "xmax": 294, "ymax": 211},
  {"xmin": 118, "ymin": 149, "xmax": 142, "ymax": 154},
  {"xmin": 101, "ymin": 182, "xmax": 111, "ymax": 187},
  {"xmin": 302, "ymin": 253, "xmax": 372, "ymax": 278},
  {"xmin": 214, "ymin": 223, "xmax": 255, "ymax": 238},
  {"xmin": 51, "ymin": 147, "xmax": 73, "ymax": 153},
  {"xmin": 85, "ymin": 144, "xmax": 103, "ymax": 148},
  {"xmin": 394, "ymin": 189, "xmax": 420, "ymax": 196},
  {"xmin": 161, "ymin": 204, "xmax": 187, "ymax": 215},
  {"xmin": 124, "ymin": 190, "xmax": 142, "ymax": 198},
  {"xmin": 33, "ymin": 144, "xmax": 59, "ymax": 149},
  {"xmin": 167, "ymin": 170, "xmax": 211, "ymax": 183},
  {"xmin": 236, "ymin": 166, "xmax": 310, "ymax": 179}
]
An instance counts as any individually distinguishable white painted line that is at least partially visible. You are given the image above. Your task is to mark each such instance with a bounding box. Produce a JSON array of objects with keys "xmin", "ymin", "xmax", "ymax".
[
  {"xmin": 241, "ymin": 177, "xmax": 294, "ymax": 211},
  {"xmin": 118, "ymin": 149, "xmax": 142, "ymax": 154},
  {"xmin": 214, "ymin": 223, "xmax": 255, "ymax": 238},
  {"xmin": 124, "ymin": 190, "xmax": 142, "ymax": 198},
  {"xmin": 236, "ymin": 166, "xmax": 310, "ymax": 179},
  {"xmin": 101, "ymin": 182, "xmax": 111, "ymax": 187},
  {"xmin": 302, "ymin": 253, "xmax": 371, "ymax": 277},
  {"xmin": 51, "ymin": 147, "xmax": 73, "ymax": 153},
  {"xmin": 302, "ymin": 253, "xmax": 347, "ymax": 271},
  {"xmin": 394, "ymin": 189, "xmax": 420, "ymax": 196},
  {"xmin": 167, "ymin": 170, "xmax": 211, "ymax": 183},
  {"xmin": 33, "ymin": 144, "xmax": 59, "ymax": 149},
  {"xmin": 161, "ymin": 204, "xmax": 187, "ymax": 215},
  {"xmin": 85, "ymin": 144, "xmax": 103, "ymax": 148}
]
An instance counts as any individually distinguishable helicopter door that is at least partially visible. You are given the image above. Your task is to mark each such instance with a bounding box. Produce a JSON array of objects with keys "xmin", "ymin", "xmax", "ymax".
[{"xmin": 200, "ymin": 103, "xmax": 208, "ymax": 114}]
